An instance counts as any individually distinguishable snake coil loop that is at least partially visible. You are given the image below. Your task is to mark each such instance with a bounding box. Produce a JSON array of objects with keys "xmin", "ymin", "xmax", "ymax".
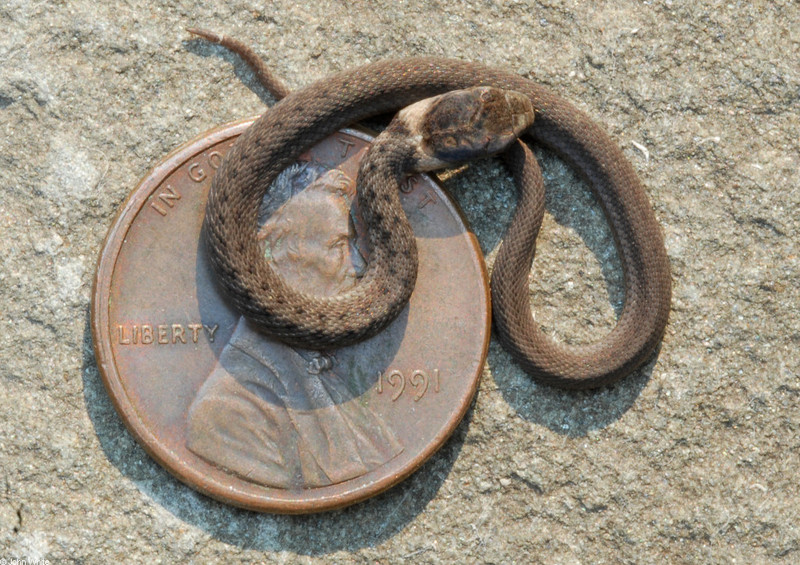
[{"xmin": 190, "ymin": 29, "xmax": 671, "ymax": 389}]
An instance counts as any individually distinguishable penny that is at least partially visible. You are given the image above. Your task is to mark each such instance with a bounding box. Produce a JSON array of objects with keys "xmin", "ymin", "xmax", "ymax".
[{"xmin": 92, "ymin": 118, "xmax": 490, "ymax": 513}]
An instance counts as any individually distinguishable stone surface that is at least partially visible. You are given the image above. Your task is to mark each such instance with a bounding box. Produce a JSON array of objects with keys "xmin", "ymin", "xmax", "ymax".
[{"xmin": 1, "ymin": 1, "xmax": 798, "ymax": 563}]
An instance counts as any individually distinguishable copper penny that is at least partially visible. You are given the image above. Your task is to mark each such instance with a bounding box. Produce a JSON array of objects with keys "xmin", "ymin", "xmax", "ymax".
[{"xmin": 92, "ymin": 118, "xmax": 490, "ymax": 513}]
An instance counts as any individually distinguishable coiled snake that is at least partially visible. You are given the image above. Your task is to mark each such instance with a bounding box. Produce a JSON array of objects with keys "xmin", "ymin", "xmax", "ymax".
[{"xmin": 189, "ymin": 29, "xmax": 671, "ymax": 389}]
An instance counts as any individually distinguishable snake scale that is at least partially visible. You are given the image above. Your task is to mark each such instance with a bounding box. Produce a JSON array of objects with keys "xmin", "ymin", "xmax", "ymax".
[{"xmin": 189, "ymin": 29, "xmax": 671, "ymax": 389}]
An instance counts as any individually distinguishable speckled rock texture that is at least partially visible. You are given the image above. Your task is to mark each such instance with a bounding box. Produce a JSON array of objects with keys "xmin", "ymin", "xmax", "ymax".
[{"xmin": 1, "ymin": 1, "xmax": 798, "ymax": 563}]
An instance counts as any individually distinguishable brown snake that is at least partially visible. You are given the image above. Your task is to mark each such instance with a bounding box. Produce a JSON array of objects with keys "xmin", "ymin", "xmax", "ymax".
[{"xmin": 189, "ymin": 29, "xmax": 671, "ymax": 389}]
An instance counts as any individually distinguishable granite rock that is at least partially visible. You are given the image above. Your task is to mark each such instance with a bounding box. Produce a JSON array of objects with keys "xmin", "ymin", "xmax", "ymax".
[{"xmin": 1, "ymin": 1, "xmax": 798, "ymax": 563}]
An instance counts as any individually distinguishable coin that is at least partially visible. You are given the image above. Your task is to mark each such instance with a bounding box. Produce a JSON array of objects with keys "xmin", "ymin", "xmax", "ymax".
[{"xmin": 92, "ymin": 118, "xmax": 490, "ymax": 513}]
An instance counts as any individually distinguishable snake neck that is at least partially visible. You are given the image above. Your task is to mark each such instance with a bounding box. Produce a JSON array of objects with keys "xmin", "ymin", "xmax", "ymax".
[{"xmin": 353, "ymin": 120, "xmax": 420, "ymax": 295}]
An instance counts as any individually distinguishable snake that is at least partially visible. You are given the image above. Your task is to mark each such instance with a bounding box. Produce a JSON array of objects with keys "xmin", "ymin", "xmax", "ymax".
[{"xmin": 188, "ymin": 29, "xmax": 671, "ymax": 389}]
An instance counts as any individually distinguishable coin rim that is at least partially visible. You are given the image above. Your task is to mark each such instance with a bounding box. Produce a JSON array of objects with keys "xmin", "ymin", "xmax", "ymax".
[{"xmin": 91, "ymin": 117, "xmax": 491, "ymax": 513}]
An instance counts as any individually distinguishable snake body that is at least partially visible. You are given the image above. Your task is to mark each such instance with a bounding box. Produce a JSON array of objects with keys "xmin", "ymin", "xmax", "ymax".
[{"xmin": 191, "ymin": 30, "xmax": 671, "ymax": 389}]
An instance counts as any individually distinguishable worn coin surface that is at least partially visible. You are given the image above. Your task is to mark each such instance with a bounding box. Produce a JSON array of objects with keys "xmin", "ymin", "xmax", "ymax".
[{"xmin": 92, "ymin": 118, "xmax": 490, "ymax": 513}]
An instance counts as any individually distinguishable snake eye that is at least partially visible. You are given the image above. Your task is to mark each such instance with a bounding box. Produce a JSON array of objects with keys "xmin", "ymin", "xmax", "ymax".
[{"xmin": 444, "ymin": 136, "xmax": 457, "ymax": 147}]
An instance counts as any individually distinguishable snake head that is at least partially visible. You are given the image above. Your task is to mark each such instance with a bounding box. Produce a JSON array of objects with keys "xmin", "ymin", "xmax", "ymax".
[{"xmin": 399, "ymin": 86, "xmax": 535, "ymax": 171}]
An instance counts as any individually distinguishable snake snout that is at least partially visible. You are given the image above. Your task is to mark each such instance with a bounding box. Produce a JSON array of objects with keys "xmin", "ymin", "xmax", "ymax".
[
  {"xmin": 505, "ymin": 90, "xmax": 535, "ymax": 137},
  {"xmin": 473, "ymin": 88, "xmax": 534, "ymax": 156}
]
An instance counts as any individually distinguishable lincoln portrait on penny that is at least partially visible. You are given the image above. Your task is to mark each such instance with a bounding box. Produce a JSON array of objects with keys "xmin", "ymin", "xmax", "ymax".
[{"xmin": 186, "ymin": 161, "xmax": 403, "ymax": 489}]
